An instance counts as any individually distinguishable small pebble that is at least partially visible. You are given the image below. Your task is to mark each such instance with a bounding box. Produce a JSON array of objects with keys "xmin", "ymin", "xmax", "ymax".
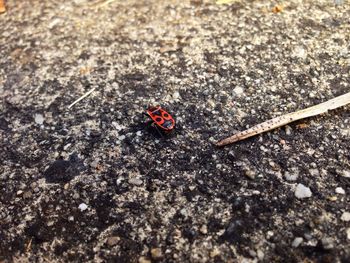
[
  {"xmin": 335, "ymin": 187, "xmax": 345, "ymax": 195},
  {"xmin": 334, "ymin": 0, "xmax": 344, "ymax": 5},
  {"xmin": 304, "ymin": 233, "xmax": 313, "ymax": 240},
  {"xmin": 118, "ymin": 135, "xmax": 126, "ymax": 141},
  {"xmin": 340, "ymin": 170, "xmax": 350, "ymax": 178},
  {"xmin": 248, "ymin": 250, "xmax": 257, "ymax": 257},
  {"xmin": 245, "ymin": 169, "xmax": 256, "ymax": 180},
  {"xmin": 346, "ymin": 228, "xmax": 350, "ymax": 240},
  {"xmin": 257, "ymin": 250, "xmax": 264, "ymax": 260},
  {"xmin": 112, "ymin": 121, "xmax": 124, "ymax": 131},
  {"xmin": 292, "ymin": 237, "xmax": 303, "ymax": 248},
  {"xmin": 284, "ymin": 171, "xmax": 298, "ymax": 181},
  {"xmin": 90, "ymin": 160, "xmax": 99, "ymax": 168},
  {"xmin": 309, "ymin": 168, "xmax": 319, "ymax": 176},
  {"xmin": 173, "ymin": 91, "xmax": 181, "ymax": 100},
  {"xmin": 128, "ymin": 178, "xmax": 143, "ymax": 186},
  {"xmin": 308, "ymin": 92, "xmax": 316, "ymax": 98},
  {"xmin": 328, "ymin": 196, "xmax": 337, "ymax": 201},
  {"xmin": 294, "ymin": 184, "xmax": 312, "ymax": 199},
  {"xmin": 151, "ymin": 248, "xmax": 163, "ymax": 259},
  {"xmin": 180, "ymin": 208, "xmax": 188, "ymax": 217},
  {"xmin": 321, "ymin": 237, "xmax": 334, "ymax": 250},
  {"xmin": 293, "ymin": 46, "xmax": 307, "ymax": 59},
  {"xmin": 266, "ymin": 231, "xmax": 274, "ymax": 238},
  {"xmin": 233, "ymin": 86, "xmax": 244, "ymax": 95},
  {"xmin": 138, "ymin": 257, "xmax": 151, "ymax": 263},
  {"xmin": 23, "ymin": 191, "xmax": 32, "ymax": 199},
  {"xmin": 285, "ymin": 126, "xmax": 292, "ymax": 135},
  {"xmin": 34, "ymin": 114, "xmax": 44, "ymax": 125},
  {"xmin": 78, "ymin": 203, "xmax": 88, "ymax": 211},
  {"xmin": 341, "ymin": 212, "xmax": 350, "ymax": 222},
  {"xmin": 295, "ymin": 219, "xmax": 304, "ymax": 226},
  {"xmin": 210, "ymin": 247, "xmax": 220, "ymax": 258},
  {"xmin": 200, "ymin": 224, "xmax": 208, "ymax": 234},
  {"xmin": 207, "ymin": 99, "xmax": 216, "ymax": 108},
  {"xmin": 107, "ymin": 236, "xmax": 120, "ymax": 247}
]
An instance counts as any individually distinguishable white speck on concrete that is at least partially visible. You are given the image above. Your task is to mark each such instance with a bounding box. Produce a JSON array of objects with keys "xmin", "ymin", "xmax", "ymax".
[
  {"xmin": 257, "ymin": 250, "xmax": 264, "ymax": 260},
  {"xmin": 292, "ymin": 237, "xmax": 303, "ymax": 248},
  {"xmin": 90, "ymin": 160, "xmax": 99, "ymax": 168},
  {"xmin": 34, "ymin": 114, "xmax": 44, "ymax": 125},
  {"xmin": 340, "ymin": 170, "xmax": 350, "ymax": 178},
  {"xmin": 284, "ymin": 171, "xmax": 298, "ymax": 181},
  {"xmin": 335, "ymin": 187, "xmax": 345, "ymax": 195},
  {"xmin": 112, "ymin": 121, "xmax": 125, "ymax": 131},
  {"xmin": 295, "ymin": 184, "xmax": 312, "ymax": 199},
  {"xmin": 341, "ymin": 212, "xmax": 350, "ymax": 222},
  {"xmin": 200, "ymin": 224, "xmax": 208, "ymax": 234},
  {"xmin": 293, "ymin": 46, "xmax": 307, "ymax": 59},
  {"xmin": 78, "ymin": 203, "xmax": 88, "ymax": 211},
  {"xmin": 233, "ymin": 86, "xmax": 244, "ymax": 95},
  {"xmin": 334, "ymin": 0, "xmax": 344, "ymax": 6},
  {"xmin": 321, "ymin": 237, "xmax": 334, "ymax": 250},
  {"xmin": 128, "ymin": 178, "xmax": 143, "ymax": 186},
  {"xmin": 285, "ymin": 125, "xmax": 292, "ymax": 135},
  {"xmin": 173, "ymin": 91, "xmax": 181, "ymax": 100},
  {"xmin": 309, "ymin": 168, "xmax": 319, "ymax": 176}
]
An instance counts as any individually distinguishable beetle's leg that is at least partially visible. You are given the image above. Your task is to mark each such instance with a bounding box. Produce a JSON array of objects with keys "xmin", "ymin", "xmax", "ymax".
[
  {"xmin": 152, "ymin": 123, "xmax": 164, "ymax": 138},
  {"xmin": 145, "ymin": 119, "xmax": 153, "ymax": 126}
]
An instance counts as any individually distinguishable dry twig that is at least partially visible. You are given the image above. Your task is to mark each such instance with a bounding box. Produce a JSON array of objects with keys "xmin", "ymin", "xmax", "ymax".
[
  {"xmin": 216, "ymin": 0, "xmax": 239, "ymax": 4},
  {"xmin": 216, "ymin": 92, "xmax": 350, "ymax": 146},
  {"xmin": 0, "ymin": 0, "xmax": 6, "ymax": 14},
  {"xmin": 90, "ymin": 0, "xmax": 118, "ymax": 8},
  {"xmin": 68, "ymin": 87, "xmax": 96, "ymax": 109},
  {"xmin": 26, "ymin": 238, "xmax": 33, "ymax": 253}
]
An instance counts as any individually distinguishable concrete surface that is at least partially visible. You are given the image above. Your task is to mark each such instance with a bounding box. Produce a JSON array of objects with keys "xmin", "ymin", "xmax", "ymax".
[{"xmin": 1, "ymin": 0, "xmax": 350, "ymax": 262}]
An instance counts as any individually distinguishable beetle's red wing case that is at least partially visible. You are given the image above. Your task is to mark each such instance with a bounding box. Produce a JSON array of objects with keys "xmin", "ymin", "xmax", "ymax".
[
  {"xmin": 159, "ymin": 117, "xmax": 175, "ymax": 130},
  {"xmin": 146, "ymin": 106, "xmax": 175, "ymax": 131}
]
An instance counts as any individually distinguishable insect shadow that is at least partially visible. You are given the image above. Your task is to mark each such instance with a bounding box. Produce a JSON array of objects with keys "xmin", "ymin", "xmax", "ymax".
[
  {"xmin": 143, "ymin": 115, "xmax": 179, "ymax": 139},
  {"xmin": 121, "ymin": 116, "xmax": 178, "ymax": 142}
]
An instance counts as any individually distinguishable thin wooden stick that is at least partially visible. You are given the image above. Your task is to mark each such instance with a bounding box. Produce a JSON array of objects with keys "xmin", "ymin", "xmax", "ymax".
[
  {"xmin": 91, "ymin": 0, "xmax": 117, "ymax": 8},
  {"xmin": 216, "ymin": 92, "xmax": 350, "ymax": 146},
  {"xmin": 0, "ymin": 0, "xmax": 6, "ymax": 14},
  {"xmin": 26, "ymin": 238, "xmax": 33, "ymax": 253},
  {"xmin": 68, "ymin": 87, "xmax": 96, "ymax": 109}
]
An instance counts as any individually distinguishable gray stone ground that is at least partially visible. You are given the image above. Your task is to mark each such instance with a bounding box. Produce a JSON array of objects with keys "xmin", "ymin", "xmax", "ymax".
[{"xmin": 1, "ymin": 0, "xmax": 350, "ymax": 262}]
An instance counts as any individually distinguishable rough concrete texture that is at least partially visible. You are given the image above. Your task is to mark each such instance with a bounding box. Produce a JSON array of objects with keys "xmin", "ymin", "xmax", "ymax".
[{"xmin": 1, "ymin": 0, "xmax": 350, "ymax": 262}]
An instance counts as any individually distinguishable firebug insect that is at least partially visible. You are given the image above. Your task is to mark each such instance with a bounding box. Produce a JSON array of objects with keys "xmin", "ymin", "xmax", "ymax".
[{"xmin": 145, "ymin": 106, "xmax": 175, "ymax": 135}]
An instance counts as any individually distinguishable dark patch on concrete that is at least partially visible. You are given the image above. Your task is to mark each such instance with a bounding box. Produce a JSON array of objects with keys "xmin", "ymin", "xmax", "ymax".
[
  {"xmin": 44, "ymin": 153, "xmax": 85, "ymax": 183},
  {"xmin": 0, "ymin": 117, "xmax": 10, "ymax": 131}
]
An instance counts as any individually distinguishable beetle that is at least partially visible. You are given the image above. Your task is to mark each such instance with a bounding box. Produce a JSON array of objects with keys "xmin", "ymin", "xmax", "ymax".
[{"xmin": 145, "ymin": 106, "xmax": 175, "ymax": 135}]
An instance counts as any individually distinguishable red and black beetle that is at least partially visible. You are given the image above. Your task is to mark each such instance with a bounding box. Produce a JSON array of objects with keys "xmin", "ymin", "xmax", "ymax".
[{"xmin": 145, "ymin": 106, "xmax": 175, "ymax": 135}]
